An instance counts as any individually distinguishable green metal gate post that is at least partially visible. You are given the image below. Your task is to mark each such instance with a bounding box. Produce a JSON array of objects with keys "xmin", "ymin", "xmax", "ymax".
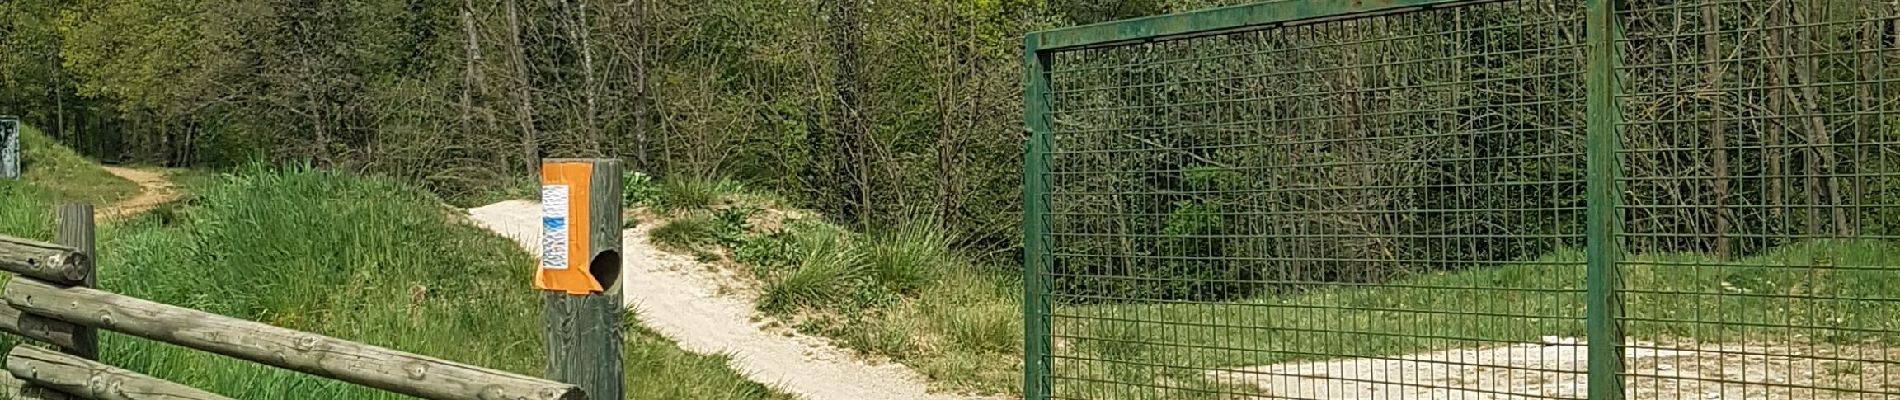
[
  {"xmin": 1584, "ymin": 0, "xmax": 1626, "ymax": 398},
  {"xmin": 1020, "ymin": 31, "xmax": 1054, "ymax": 400}
]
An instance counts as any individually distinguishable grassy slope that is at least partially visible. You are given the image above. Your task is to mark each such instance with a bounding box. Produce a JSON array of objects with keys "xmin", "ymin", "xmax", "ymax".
[
  {"xmin": 0, "ymin": 123, "xmax": 140, "ymax": 238},
  {"xmin": 12, "ymin": 123, "xmax": 139, "ymax": 203},
  {"xmin": 650, "ymin": 177, "xmax": 1900, "ymax": 399},
  {"xmin": 1, "ymin": 165, "xmax": 785, "ymax": 399},
  {"xmin": 642, "ymin": 178, "xmax": 1024, "ymax": 396}
]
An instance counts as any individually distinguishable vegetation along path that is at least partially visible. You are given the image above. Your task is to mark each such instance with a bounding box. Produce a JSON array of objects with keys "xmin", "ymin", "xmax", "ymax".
[
  {"xmin": 96, "ymin": 166, "xmax": 178, "ymax": 220},
  {"xmin": 467, "ymin": 200, "xmax": 964, "ymax": 400}
]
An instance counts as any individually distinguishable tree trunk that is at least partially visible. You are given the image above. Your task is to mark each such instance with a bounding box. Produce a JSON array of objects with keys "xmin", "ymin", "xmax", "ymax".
[
  {"xmin": 628, "ymin": 0, "xmax": 652, "ymax": 172},
  {"xmin": 933, "ymin": 1, "xmax": 959, "ymax": 227},
  {"xmin": 505, "ymin": 0, "xmax": 539, "ymax": 175},
  {"xmin": 1703, "ymin": 3, "xmax": 1732, "ymax": 257},
  {"xmin": 1785, "ymin": 2, "xmax": 1847, "ymax": 237},
  {"xmin": 1765, "ymin": 3, "xmax": 1787, "ymax": 233},
  {"xmin": 828, "ymin": 0, "xmax": 872, "ymax": 227},
  {"xmin": 460, "ymin": 1, "xmax": 479, "ymax": 134},
  {"xmin": 568, "ymin": 0, "xmax": 602, "ymax": 154}
]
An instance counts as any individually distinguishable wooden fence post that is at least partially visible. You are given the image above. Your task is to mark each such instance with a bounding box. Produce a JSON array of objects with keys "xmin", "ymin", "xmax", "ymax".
[
  {"xmin": 539, "ymin": 159, "xmax": 624, "ymax": 400},
  {"xmin": 53, "ymin": 204, "xmax": 97, "ymax": 360},
  {"xmin": 11, "ymin": 204, "xmax": 96, "ymax": 400}
]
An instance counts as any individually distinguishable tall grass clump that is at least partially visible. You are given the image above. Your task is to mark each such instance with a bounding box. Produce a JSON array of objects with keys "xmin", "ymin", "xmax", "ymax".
[
  {"xmin": 651, "ymin": 215, "xmax": 724, "ymax": 249},
  {"xmin": 656, "ymin": 176, "xmax": 749, "ymax": 211},
  {"xmin": 861, "ymin": 221, "xmax": 948, "ymax": 294},
  {"xmin": 89, "ymin": 166, "xmax": 548, "ymax": 397},
  {"xmin": 725, "ymin": 215, "xmax": 1023, "ymax": 395},
  {"xmin": 0, "ymin": 182, "xmax": 55, "ymax": 240},
  {"xmin": 750, "ymin": 220, "xmax": 868, "ymax": 312}
]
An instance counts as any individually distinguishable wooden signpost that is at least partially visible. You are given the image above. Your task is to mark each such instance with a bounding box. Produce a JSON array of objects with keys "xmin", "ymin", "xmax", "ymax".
[{"xmin": 539, "ymin": 158, "xmax": 625, "ymax": 400}]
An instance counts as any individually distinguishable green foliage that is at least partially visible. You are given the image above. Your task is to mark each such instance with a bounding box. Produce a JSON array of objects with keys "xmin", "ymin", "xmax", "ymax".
[
  {"xmin": 658, "ymin": 177, "xmax": 749, "ymax": 212},
  {"xmin": 623, "ymin": 171, "xmax": 662, "ymax": 208},
  {"xmin": 650, "ymin": 204, "xmax": 755, "ymax": 250},
  {"xmin": 721, "ymin": 213, "xmax": 1021, "ymax": 395},
  {"xmin": 651, "ymin": 215, "xmax": 723, "ymax": 249},
  {"xmin": 0, "ymin": 181, "xmax": 56, "ymax": 241},
  {"xmin": 1047, "ymin": 0, "xmax": 1171, "ymax": 24},
  {"xmin": 623, "ymin": 321, "xmax": 792, "ymax": 400},
  {"xmin": 14, "ymin": 123, "xmax": 139, "ymax": 203},
  {"xmin": 0, "ymin": 123, "xmax": 135, "ymax": 241},
  {"xmin": 2, "ymin": 0, "xmax": 1069, "ymax": 258},
  {"xmin": 861, "ymin": 221, "xmax": 949, "ymax": 295},
  {"xmin": 753, "ymin": 221, "xmax": 868, "ymax": 312},
  {"xmin": 741, "ymin": 218, "xmax": 965, "ymax": 311}
]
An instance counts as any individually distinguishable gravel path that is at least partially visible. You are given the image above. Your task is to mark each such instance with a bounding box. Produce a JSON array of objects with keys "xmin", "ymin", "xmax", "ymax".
[{"xmin": 468, "ymin": 200, "xmax": 959, "ymax": 400}]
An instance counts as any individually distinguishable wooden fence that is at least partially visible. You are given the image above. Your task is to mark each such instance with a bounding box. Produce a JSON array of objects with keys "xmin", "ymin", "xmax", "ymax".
[{"xmin": 0, "ymin": 204, "xmax": 588, "ymax": 400}]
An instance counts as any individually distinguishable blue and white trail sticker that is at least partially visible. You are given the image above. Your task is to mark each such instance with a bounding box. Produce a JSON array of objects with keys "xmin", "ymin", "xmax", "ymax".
[{"xmin": 541, "ymin": 185, "xmax": 570, "ymax": 270}]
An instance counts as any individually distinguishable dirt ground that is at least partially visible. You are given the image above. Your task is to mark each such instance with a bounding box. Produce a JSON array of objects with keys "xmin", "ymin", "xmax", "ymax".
[
  {"xmin": 97, "ymin": 166, "xmax": 178, "ymax": 220},
  {"xmin": 1206, "ymin": 338, "xmax": 1900, "ymax": 400}
]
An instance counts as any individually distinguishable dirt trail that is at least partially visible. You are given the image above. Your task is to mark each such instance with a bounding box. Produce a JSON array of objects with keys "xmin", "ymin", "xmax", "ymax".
[
  {"xmin": 467, "ymin": 200, "xmax": 963, "ymax": 400},
  {"xmin": 99, "ymin": 166, "xmax": 179, "ymax": 220}
]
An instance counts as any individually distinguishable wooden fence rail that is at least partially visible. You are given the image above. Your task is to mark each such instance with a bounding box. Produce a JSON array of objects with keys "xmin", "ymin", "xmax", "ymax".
[
  {"xmin": 0, "ymin": 239, "xmax": 89, "ymax": 285},
  {"xmin": 0, "ymin": 224, "xmax": 586, "ymax": 400},
  {"xmin": 7, "ymin": 345, "xmax": 232, "ymax": 400}
]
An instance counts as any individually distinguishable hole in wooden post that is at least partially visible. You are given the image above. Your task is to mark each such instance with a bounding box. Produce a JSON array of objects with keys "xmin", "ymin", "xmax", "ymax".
[{"xmin": 590, "ymin": 251, "xmax": 621, "ymax": 293}]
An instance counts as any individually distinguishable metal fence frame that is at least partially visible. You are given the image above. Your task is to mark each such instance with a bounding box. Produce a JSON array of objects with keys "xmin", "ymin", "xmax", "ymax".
[{"xmin": 1023, "ymin": 0, "xmax": 1898, "ymax": 399}]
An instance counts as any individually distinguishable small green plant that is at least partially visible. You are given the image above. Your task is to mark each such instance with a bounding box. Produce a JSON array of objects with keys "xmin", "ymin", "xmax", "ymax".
[
  {"xmin": 712, "ymin": 205, "xmax": 758, "ymax": 246},
  {"xmin": 658, "ymin": 177, "xmax": 748, "ymax": 211},
  {"xmin": 623, "ymin": 171, "xmax": 662, "ymax": 208},
  {"xmin": 757, "ymin": 223, "xmax": 866, "ymax": 312},
  {"xmin": 651, "ymin": 215, "xmax": 722, "ymax": 249},
  {"xmin": 862, "ymin": 221, "xmax": 950, "ymax": 295}
]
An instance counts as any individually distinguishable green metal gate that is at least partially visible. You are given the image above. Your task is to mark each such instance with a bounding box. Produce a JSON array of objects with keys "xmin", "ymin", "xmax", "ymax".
[{"xmin": 1022, "ymin": 1, "xmax": 1900, "ymax": 399}]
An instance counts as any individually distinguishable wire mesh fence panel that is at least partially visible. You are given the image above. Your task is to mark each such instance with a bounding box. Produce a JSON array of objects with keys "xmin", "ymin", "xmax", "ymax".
[
  {"xmin": 1615, "ymin": 1, "xmax": 1900, "ymax": 399},
  {"xmin": 1031, "ymin": 1, "xmax": 1593, "ymax": 398},
  {"xmin": 1026, "ymin": 1, "xmax": 1900, "ymax": 399}
]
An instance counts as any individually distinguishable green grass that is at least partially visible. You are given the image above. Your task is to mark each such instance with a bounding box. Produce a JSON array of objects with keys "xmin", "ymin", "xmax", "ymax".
[
  {"xmin": 651, "ymin": 215, "xmax": 725, "ymax": 249},
  {"xmin": 633, "ymin": 180, "xmax": 1024, "ymax": 394},
  {"xmin": 0, "ymin": 122, "xmax": 138, "ymax": 241},
  {"xmin": 655, "ymin": 177, "xmax": 749, "ymax": 211},
  {"xmin": 1, "ymin": 166, "xmax": 787, "ymax": 399},
  {"xmin": 722, "ymin": 197, "xmax": 1900, "ymax": 398},
  {"xmin": 453, "ymin": 174, "xmax": 540, "ymax": 208},
  {"xmin": 749, "ymin": 220, "xmax": 868, "ymax": 312},
  {"xmin": 634, "ymin": 174, "xmax": 1900, "ymax": 398},
  {"xmin": 11, "ymin": 123, "xmax": 138, "ymax": 204},
  {"xmin": 0, "ymin": 183, "xmax": 56, "ymax": 241},
  {"xmin": 1050, "ymin": 240, "xmax": 1900, "ymax": 397},
  {"xmin": 716, "ymin": 212, "xmax": 1022, "ymax": 395}
]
